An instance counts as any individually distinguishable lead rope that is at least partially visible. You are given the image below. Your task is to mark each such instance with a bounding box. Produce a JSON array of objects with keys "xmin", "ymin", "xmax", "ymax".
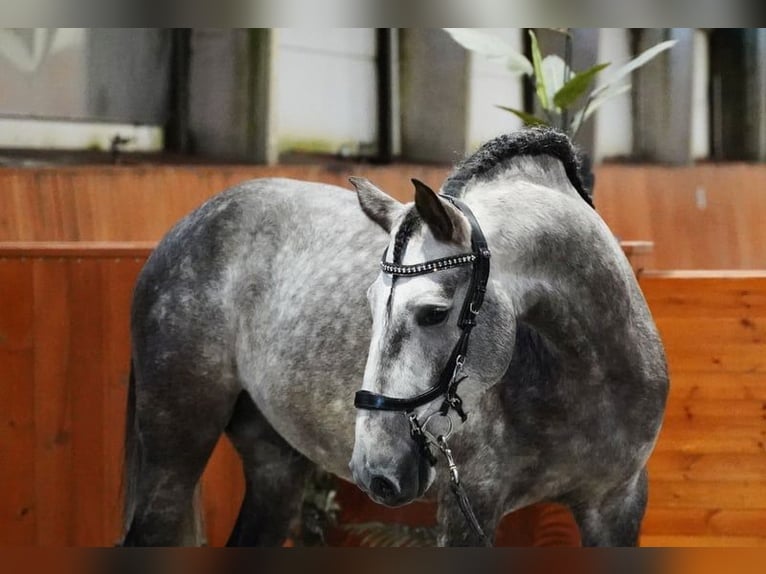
[
  {"xmin": 436, "ymin": 435, "xmax": 493, "ymax": 547},
  {"xmin": 411, "ymin": 410, "xmax": 492, "ymax": 547}
]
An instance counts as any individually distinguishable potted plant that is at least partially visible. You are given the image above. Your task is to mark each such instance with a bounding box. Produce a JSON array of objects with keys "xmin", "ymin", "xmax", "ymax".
[{"xmin": 444, "ymin": 28, "xmax": 676, "ymax": 191}]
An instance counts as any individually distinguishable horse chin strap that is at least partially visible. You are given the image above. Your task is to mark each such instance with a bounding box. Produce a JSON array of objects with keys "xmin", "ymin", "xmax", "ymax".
[{"xmin": 354, "ymin": 196, "xmax": 492, "ymax": 546}]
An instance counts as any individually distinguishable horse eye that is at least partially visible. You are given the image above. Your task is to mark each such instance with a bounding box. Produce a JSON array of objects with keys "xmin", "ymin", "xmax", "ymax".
[{"xmin": 417, "ymin": 307, "xmax": 450, "ymax": 327}]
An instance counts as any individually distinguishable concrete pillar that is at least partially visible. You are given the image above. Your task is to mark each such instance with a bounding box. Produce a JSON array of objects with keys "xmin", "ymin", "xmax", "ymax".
[
  {"xmin": 569, "ymin": 29, "xmax": 600, "ymax": 158},
  {"xmin": 399, "ymin": 29, "xmax": 469, "ymax": 163},
  {"xmin": 712, "ymin": 28, "xmax": 766, "ymax": 161},
  {"xmin": 86, "ymin": 29, "xmax": 171, "ymax": 124},
  {"xmin": 753, "ymin": 29, "xmax": 766, "ymax": 161},
  {"xmin": 632, "ymin": 28, "xmax": 696, "ymax": 164},
  {"xmin": 187, "ymin": 29, "xmax": 276, "ymax": 163}
]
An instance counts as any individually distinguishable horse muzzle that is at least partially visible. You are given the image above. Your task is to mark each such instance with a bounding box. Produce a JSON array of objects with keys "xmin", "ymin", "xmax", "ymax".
[{"xmin": 349, "ymin": 450, "xmax": 433, "ymax": 507}]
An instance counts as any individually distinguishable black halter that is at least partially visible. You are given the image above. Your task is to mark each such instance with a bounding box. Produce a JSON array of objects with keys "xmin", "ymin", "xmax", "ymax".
[
  {"xmin": 354, "ymin": 196, "xmax": 491, "ymax": 425},
  {"xmin": 354, "ymin": 196, "xmax": 493, "ymax": 545}
]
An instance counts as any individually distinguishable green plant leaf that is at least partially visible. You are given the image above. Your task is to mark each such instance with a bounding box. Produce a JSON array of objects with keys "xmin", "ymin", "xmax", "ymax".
[
  {"xmin": 569, "ymin": 83, "xmax": 631, "ymax": 135},
  {"xmin": 592, "ymin": 39, "xmax": 677, "ymax": 98},
  {"xmin": 495, "ymin": 105, "xmax": 549, "ymax": 127},
  {"xmin": 553, "ymin": 62, "xmax": 610, "ymax": 109},
  {"xmin": 443, "ymin": 28, "xmax": 533, "ymax": 76},
  {"xmin": 541, "ymin": 54, "xmax": 572, "ymax": 111},
  {"xmin": 528, "ymin": 30, "xmax": 550, "ymax": 111}
]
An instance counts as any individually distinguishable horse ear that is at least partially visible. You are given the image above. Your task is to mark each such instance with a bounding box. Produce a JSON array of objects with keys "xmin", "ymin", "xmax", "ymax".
[
  {"xmin": 350, "ymin": 177, "xmax": 402, "ymax": 233},
  {"xmin": 412, "ymin": 179, "xmax": 470, "ymax": 245}
]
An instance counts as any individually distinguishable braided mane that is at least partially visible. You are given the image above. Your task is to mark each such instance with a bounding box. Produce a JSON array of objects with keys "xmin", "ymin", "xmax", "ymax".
[
  {"xmin": 441, "ymin": 127, "xmax": 593, "ymax": 207},
  {"xmin": 391, "ymin": 128, "xmax": 592, "ymax": 264}
]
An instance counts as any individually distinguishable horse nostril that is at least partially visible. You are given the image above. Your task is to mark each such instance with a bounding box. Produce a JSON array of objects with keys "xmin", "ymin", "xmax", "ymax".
[{"xmin": 370, "ymin": 475, "xmax": 398, "ymax": 500}]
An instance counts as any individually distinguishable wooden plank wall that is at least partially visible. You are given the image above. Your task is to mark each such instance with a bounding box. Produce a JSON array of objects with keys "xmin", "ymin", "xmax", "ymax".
[
  {"xmin": 0, "ymin": 165, "xmax": 446, "ymax": 243},
  {"xmin": 0, "ymin": 246, "xmax": 579, "ymax": 547},
  {"xmin": 1, "ymin": 163, "xmax": 765, "ymax": 269},
  {"xmin": 0, "ymin": 247, "xmax": 246, "ymax": 547},
  {"xmin": 0, "ymin": 251, "xmax": 140, "ymax": 545},
  {"xmin": 596, "ymin": 165, "xmax": 766, "ymax": 270},
  {"xmin": 640, "ymin": 273, "xmax": 766, "ymax": 547},
  {"xmin": 1, "ymin": 250, "xmax": 764, "ymax": 546}
]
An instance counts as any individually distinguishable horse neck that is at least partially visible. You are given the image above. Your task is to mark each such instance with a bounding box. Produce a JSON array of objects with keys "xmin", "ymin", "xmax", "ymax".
[{"xmin": 468, "ymin": 181, "xmax": 634, "ymax": 369}]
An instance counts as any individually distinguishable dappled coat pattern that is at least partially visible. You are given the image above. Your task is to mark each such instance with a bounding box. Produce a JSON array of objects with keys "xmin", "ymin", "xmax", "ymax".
[{"xmin": 123, "ymin": 128, "xmax": 667, "ymax": 547}]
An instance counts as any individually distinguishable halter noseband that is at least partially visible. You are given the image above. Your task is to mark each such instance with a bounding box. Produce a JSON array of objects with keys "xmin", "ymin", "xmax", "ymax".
[{"xmin": 354, "ymin": 196, "xmax": 491, "ymax": 425}]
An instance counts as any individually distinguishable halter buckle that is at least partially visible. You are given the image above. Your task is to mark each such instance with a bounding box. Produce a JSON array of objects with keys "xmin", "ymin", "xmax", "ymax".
[
  {"xmin": 453, "ymin": 355, "xmax": 465, "ymax": 374},
  {"xmin": 408, "ymin": 413, "xmax": 437, "ymax": 466},
  {"xmin": 437, "ymin": 436, "xmax": 459, "ymax": 484},
  {"xmin": 407, "ymin": 412, "xmax": 423, "ymax": 437}
]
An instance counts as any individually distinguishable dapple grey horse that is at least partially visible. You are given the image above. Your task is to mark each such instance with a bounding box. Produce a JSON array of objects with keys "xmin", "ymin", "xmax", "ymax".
[{"xmin": 122, "ymin": 128, "xmax": 668, "ymax": 547}]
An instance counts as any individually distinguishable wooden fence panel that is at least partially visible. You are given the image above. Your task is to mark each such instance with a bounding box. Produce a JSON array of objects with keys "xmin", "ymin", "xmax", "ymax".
[
  {"xmin": 0, "ymin": 260, "xmax": 36, "ymax": 545},
  {"xmin": 639, "ymin": 273, "xmax": 766, "ymax": 547},
  {"xmin": 1, "ymin": 245, "xmax": 764, "ymax": 546},
  {"xmin": 596, "ymin": 165, "xmax": 766, "ymax": 269},
  {"xmin": 1, "ymin": 163, "xmax": 765, "ymax": 269},
  {"xmin": 32, "ymin": 259, "xmax": 73, "ymax": 545},
  {"xmin": 0, "ymin": 165, "xmax": 445, "ymax": 244},
  {"xmin": 101, "ymin": 258, "xmax": 144, "ymax": 545}
]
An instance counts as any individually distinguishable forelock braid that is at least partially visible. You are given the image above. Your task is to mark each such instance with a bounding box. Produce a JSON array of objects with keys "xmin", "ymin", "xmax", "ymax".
[{"xmin": 392, "ymin": 208, "xmax": 422, "ymax": 265}]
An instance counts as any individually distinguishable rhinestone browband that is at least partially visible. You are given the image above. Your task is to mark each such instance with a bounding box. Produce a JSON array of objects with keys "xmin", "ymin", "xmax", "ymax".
[{"xmin": 380, "ymin": 253, "xmax": 477, "ymax": 277}]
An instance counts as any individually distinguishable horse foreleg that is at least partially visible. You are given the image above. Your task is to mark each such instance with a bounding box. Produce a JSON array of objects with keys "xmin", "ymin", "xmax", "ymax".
[
  {"xmin": 225, "ymin": 392, "xmax": 313, "ymax": 546},
  {"xmin": 570, "ymin": 467, "xmax": 648, "ymax": 547}
]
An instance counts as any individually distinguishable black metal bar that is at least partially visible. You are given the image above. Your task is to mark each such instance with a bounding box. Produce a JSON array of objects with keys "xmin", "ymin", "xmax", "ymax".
[
  {"xmin": 166, "ymin": 28, "xmax": 192, "ymax": 154},
  {"xmin": 522, "ymin": 28, "xmax": 535, "ymax": 118},
  {"xmin": 375, "ymin": 28, "xmax": 393, "ymax": 164},
  {"xmin": 562, "ymin": 30, "xmax": 572, "ymax": 133}
]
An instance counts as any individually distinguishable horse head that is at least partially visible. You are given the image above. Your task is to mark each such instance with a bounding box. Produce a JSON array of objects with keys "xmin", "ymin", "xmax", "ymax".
[{"xmin": 347, "ymin": 176, "xmax": 515, "ymax": 507}]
